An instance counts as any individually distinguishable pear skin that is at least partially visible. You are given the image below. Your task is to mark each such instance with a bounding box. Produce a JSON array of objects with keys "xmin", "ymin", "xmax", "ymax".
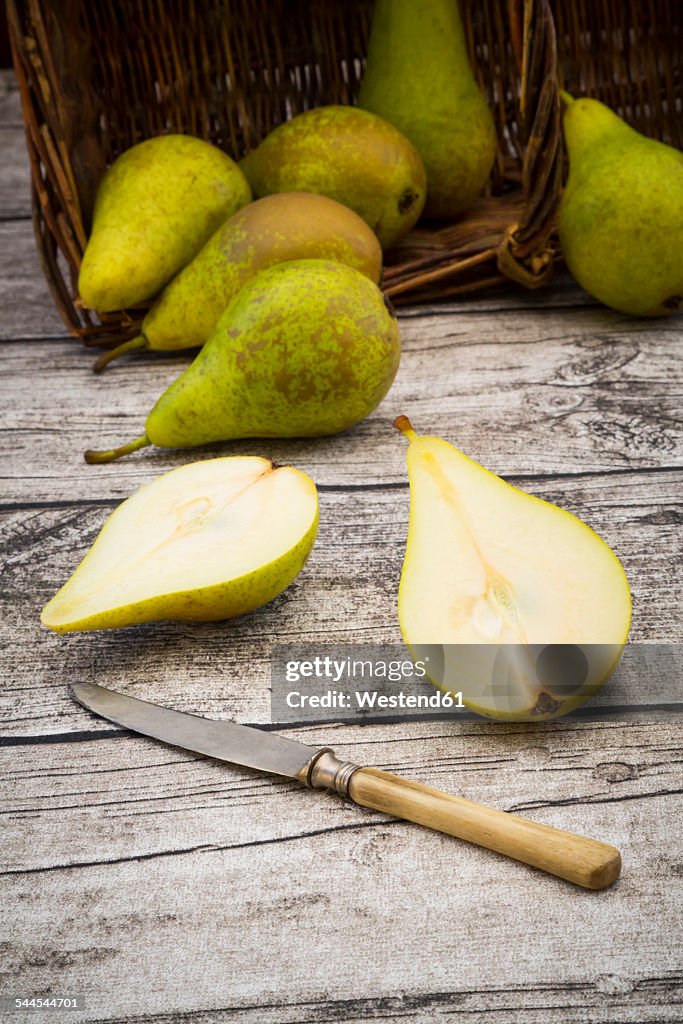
[
  {"xmin": 359, "ymin": 0, "xmax": 497, "ymax": 219},
  {"xmin": 79, "ymin": 135, "xmax": 252, "ymax": 313},
  {"xmin": 41, "ymin": 457, "xmax": 318, "ymax": 632},
  {"xmin": 559, "ymin": 95, "xmax": 683, "ymax": 316},
  {"xmin": 94, "ymin": 192, "xmax": 383, "ymax": 371},
  {"xmin": 240, "ymin": 107, "xmax": 426, "ymax": 248},
  {"xmin": 85, "ymin": 260, "xmax": 401, "ymax": 462},
  {"xmin": 394, "ymin": 416, "xmax": 631, "ymax": 721}
]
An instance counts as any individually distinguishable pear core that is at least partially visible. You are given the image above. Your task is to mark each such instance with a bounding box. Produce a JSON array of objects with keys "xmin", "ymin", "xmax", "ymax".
[
  {"xmin": 41, "ymin": 457, "xmax": 318, "ymax": 632},
  {"xmin": 395, "ymin": 417, "xmax": 632, "ymax": 721}
]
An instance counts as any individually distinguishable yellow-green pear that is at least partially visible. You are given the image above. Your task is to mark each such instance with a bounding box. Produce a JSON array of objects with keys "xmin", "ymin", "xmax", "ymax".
[
  {"xmin": 559, "ymin": 94, "xmax": 683, "ymax": 316},
  {"xmin": 395, "ymin": 416, "xmax": 631, "ymax": 721},
  {"xmin": 41, "ymin": 457, "xmax": 318, "ymax": 632},
  {"xmin": 240, "ymin": 107, "xmax": 426, "ymax": 248},
  {"xmin": 85, "ymin": 260, "xmax": 401, "ymax": 463},
  {"xmin": 359, "ymin": 0, "xmax": 497, "ymax": 219},
  {"xmin": 94, "ymin": 192, "xmax": 382, "ymax": 371},
  {"xmin": 79, "ymin": 135, "xmax": 252, "ymax": 312}
]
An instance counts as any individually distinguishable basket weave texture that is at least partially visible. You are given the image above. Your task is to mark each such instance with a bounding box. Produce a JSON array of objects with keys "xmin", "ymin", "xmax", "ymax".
[{"xmin": 7, "ymin": 0, "xmax": 682, "ymax": 347}]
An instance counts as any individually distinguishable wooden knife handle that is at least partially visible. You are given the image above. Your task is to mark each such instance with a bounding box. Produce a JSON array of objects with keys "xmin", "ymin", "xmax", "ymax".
[
  {"xmin": 348, "ymin": 767, "xmax": 621, "ymax": 890},
  {"xmin": 306, "ymin": 753, "xmax": 621, "ymax": 890}
]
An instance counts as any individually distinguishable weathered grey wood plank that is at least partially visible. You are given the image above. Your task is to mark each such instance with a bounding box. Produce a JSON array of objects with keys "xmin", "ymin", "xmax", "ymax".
[
  {"xmin": 0, "ymin": 221, "xmax": 68, "ymax": 340},
  {"xmin": 2, "ymin": 63, "xmax": 682, "ymax": 1024},
  {"xmin": 2, "ymin": 716, "xmax": 681, "ymax": 872},
  {"xmin": 0, "ymin": 127, "xmax": 32, "ymax": 218},
  {"xmin": 57, "ymin": 984, "xmax": 682, "ymax": 1024},
  {"xmin": 1, "ymin": 717, "xmax": 680, "ymax": 1020},
  {"xmin": 2, "ymin": 311, "xmax": 681, "ymax": 504},
  {"xmin": 0, "ymin": 473, "xmax": 680, "ymax": 738},
  {"xmin": 0, "ymin": 73, "xmax": 34, "ymax": 217},
  {"xmin": 0, "ymin": 69, "xmax": 23, "ymax": 126}
]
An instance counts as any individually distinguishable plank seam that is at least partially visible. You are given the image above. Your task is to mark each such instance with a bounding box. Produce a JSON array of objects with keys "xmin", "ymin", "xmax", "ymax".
[
  {"xmin": 1, "ymin": 465, "xmax": 682, "ymax": 514},
  {"xmin": 2, "ymin": 703, "xmax": 682, "ymax": 748}
]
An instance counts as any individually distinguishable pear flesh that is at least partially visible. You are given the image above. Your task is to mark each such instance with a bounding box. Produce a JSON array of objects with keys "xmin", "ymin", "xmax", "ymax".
[
  {"xmin": 359, "ymin": 0, "xmax": 497, "ymax": 219},
  {"xmin": 559, "ymin": 95, "xmax": 683, "ymax": 316},
  {"xmin": 85, "ymin": 259, "xmax": 401, "ymax": 462},
  {"xmin": 395, "ymin": 418, "xmax": 632, "ymax": 721},
  {"xmin": 94, "ymin": 192, "xmax": 383, "ymax": 371},
  {"xmin": 239, "ymin": 106, "xmax": 426, "ymax": 248},
  {"xmin": 41, "ymin": 457, "xmax": 318, "ymax": 633},
  {"xmin": 79, "ymin": 135, "xmax": 252, "ymax": 313}
]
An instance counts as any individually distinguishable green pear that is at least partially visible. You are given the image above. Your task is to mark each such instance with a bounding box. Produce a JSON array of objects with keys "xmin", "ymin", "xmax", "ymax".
[
  {"xmin": 395, "ymin": 416, "xmax": 631, "ymax": 721},
  {"xmin": 559, "ymin": 94, "xmax": 683, "ymax": 316},
  {"xmin": 239, "ymin": 107, "xmax": 426, "ymax": 248},
  {"xmin": 359, "ymin": 0, "xmax": 497, "ymax": 219},
  {"xmin": 79, "ymin": 135, "xmax": 252, "ymax": 313},
  {"xmin": 85, "ymin": 260, "xmax": 401, "ymax": 463},
  {"xmin": 94, "ymin": 192, "xmax": 383, "ymax": 371},
  {"xmin": 41, "ymin": 457, "xmax": 318, "ymax": 632}
]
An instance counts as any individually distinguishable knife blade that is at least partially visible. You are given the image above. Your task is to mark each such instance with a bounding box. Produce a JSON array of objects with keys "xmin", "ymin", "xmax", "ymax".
[
  {"xmin": 70, "ymin": 682, "xmax": 326, "ymax": 782},
  {"xmin": 70, "ymin": 681, "xmax": 622, "ymax": 890}
]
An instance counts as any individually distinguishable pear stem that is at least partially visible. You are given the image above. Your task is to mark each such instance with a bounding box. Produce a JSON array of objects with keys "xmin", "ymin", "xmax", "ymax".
[
  {"xmin": 393, "ymin": 414, "xmax": 418, "ymax": 442},
  {"xmin": 93, "ymin": 335, "xmax": 147, "ymax": 374},
  {"xmin": 84, "ymin": 435, "xmax": 150, "ymax": 464},
  {"xmin": 559, "ymin": 89, "xmax": 575, "ymax": 106}
]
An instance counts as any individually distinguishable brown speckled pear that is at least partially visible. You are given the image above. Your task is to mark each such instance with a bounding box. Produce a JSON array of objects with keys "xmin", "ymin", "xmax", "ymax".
[
  {"xmin": 94, "ymin": 193, "xmax": 382, "ymax": 371},
  {"xmin": 239, "ymin": 107, "xmax": 426, "ymax": 248},
  {"xmin": 79, "ymin": 135, "xmax": 251, "ymax": 313},
  {"xmin": 84, "ymin": 260, "xmax": 401, "ymax": 463},
  {"xmin": 41, "ymin": 457, "xmax": 318, "ymax": 632}
]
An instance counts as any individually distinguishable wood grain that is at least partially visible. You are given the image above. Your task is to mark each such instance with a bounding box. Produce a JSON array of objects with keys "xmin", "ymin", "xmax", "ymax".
[
  {"xmin": 2, "ymin": 308, "xmax": 682, "ymax": 503},
  {"xmin": 0, "ymin": 221, "xmax": 68, "ymax": 340},
  {"xmin": 0, "ymin": 69, "xmax": 23, "ymax": 126},
  {"xmin": 1, "ymin": 65, "xmax": 682, "ymax": 1023},
  {"xmin": 345, "ymin": 765, "xmax": 622, "ymax": 889},
  {"xmin": 1, "ymin": 471, "xmax": 681, "ymax": 740},
  {"xmin": 3, "ymin": 714, "xmax": 681, "ymax": 868},
  {"xmin": 0, "ymin": 127, "xmax": 32, "ymax": 218},
  {"xmin": 1, "ymin": 720, "xmax": 681, "ymax": 1020}
]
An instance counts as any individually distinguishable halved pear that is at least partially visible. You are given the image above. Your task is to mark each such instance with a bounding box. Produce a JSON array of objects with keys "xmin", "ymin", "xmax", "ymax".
[
  {"xmin": 395, "ymin": 417, "xmax": 631, "ymax": 721},
  {"xmin": 41, "ymin": 457, "xmax": 318, "ymax": 633}
]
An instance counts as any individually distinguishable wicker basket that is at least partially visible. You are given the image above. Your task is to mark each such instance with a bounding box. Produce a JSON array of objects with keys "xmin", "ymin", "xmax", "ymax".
[{"xmin": 6, "ymin": 0, "xmax": 682, "ymax": 348}]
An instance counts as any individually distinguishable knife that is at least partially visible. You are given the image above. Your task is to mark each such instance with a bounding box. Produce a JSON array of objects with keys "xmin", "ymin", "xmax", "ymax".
[{"xmin": 70, "ymin": 682, "xmax": 621, "ymax": 889}]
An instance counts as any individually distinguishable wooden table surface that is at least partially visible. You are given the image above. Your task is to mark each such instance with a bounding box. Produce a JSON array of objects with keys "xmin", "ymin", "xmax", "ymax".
[{"xmin": 1, "ymin": 70, "xmax": 682, "ymax": 1023}]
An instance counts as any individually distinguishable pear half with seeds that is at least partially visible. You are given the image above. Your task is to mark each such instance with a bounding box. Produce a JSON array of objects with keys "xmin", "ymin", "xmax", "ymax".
[
  {"xmin": 395, "ymin": 417, "xmax": 631, "ymax": 721},
  {"xmin": 41, "ymin": 457, "xmax": 318, "ymax": 633}
]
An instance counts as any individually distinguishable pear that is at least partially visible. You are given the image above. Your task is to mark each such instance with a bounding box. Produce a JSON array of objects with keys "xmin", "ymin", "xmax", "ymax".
[
  {"xmin": 559, "ymin": 94, "xmax": 683, "ymax": 316},
  {"xmin": 85, "ymin": 260, "xmax": 401, "ymax": 463},
  {"xmin": 94, "ymin": 192, "xmax": 383, "ymax": 371},
  {"xmin": 239, "ymin": 107, "xmax": 426, "ymax": 248},
  {"xmin": 79, "ymin": 135, "xmax": 252, "ymax": 313},
  {"xmin": 41, "ymin": 457, "xmax": 318, "ymax": 632},
  {"xmin": 359, "ymin": 0, "xmax": 497, "ymax": 219},
  {"xmin": 395, "ymin": 417, "xmax": 631, "ymax": 721}
]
